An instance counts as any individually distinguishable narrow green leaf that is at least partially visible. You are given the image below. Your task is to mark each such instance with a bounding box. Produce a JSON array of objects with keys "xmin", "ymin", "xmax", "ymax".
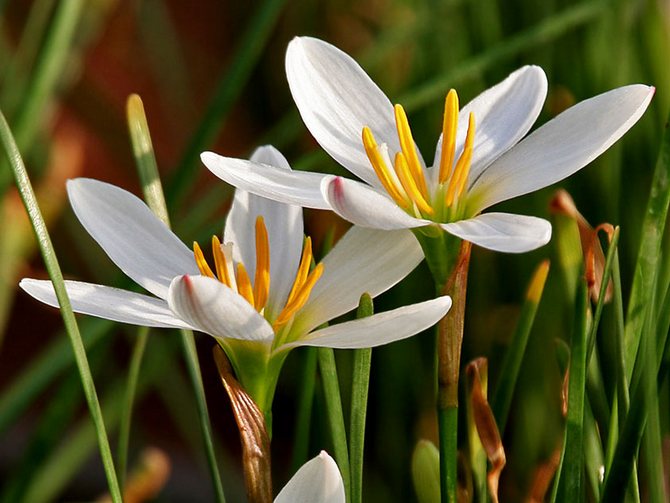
[
  {"xmin": 289, "ymin": 347, "xmax": 318, "ymax": 473},
  {"xmin": 349, "ymin": 293, "xmax": 374, "ymax": 503},
  {"xmin": 0, "ymin": 109, "xmax": 121, "ymax": 501}
]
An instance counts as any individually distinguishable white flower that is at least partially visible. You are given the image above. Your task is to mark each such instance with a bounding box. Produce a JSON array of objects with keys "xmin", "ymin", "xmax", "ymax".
[
  {"xmin": 201, "ymin": 37, "xmax": 654, "ymax": 253},
  {"xmin": 275, "ymin": 451, "xmax": 344, "ymax": 503},
  {"xmin": 20, "ymin": 146, "xmax": 451, "ymax": 409}
]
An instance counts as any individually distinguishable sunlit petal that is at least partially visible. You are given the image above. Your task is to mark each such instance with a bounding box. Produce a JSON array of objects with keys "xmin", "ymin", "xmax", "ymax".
[
  {"xmin": 201, "ymin": 151, "xmax": 329, "ymax": 209},
  {"xmin": 274, "ymin": 451, "xmax": 344, "ymax": 503},
  {"xmin": 20, "ymin": 279, "xmax": 192, "ymax": 329},
  {"xmin": 67, "ymin": 178, "xmax": 198, "ymax": 299},
  {"xmin": 167, "ymin": 275, "xmax": 274, "ymax": 342},
  {"xmin": 286, "ymin": 296, "xmax": 451, "ymax": 350},
  {"xmin": 440, "ymin": 213, "xmax": 552, "ymax": 253},
  {"xmin": 468, "ymin": 84, "xmax": 654, "ymax": 213}
]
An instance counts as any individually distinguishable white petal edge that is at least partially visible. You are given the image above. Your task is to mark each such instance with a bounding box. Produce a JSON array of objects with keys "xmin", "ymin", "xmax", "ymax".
[
  {"xmin": 440, "ymin": 212, "xmax": 552, "ymax": 253},
  {"xmin": 468, "ymin": 84, "xmax": 655, "ymax": 213},
  {"xmin": 284, "ymin": 296, "xmax": 451, "ymax": 350},
  {"xmin": 293, "ymin": 225, "xmax": 424, "ymax": 333},
  {"xmin": 286, "ymin": 36, "xmax": 399, "ymax": 187},
  {"xmin": 67, "ymin": 178, "xmax": 198, "ymax": 299},
  {"xmin": 322, "ymin": 176, "xmax": 431, "ymax": 230},
  {"xmin": 224, "ymin": 146, "xmax": 304, "ymax": 319},
  {"xmin": 167, "ymin": 275, "xmax": 274, "ymax": 342},
  {"xmin": 274, "ymin": 451, "xmax": 344, "ymax": 503},
  {"xmin": 19, "ymin": 279, "xmax": 193, "ymax": 329},
  {"xmin": 431, "ymin": 66, "xmax": 547, "ymax": 185},
  {"xmin": 201, "ymin": 151, "xmax": 330, "ymax": 209}
]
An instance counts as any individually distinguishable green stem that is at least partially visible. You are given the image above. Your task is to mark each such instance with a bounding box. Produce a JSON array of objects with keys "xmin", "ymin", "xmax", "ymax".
[
  {"xmin": 318, "ymin": 347, "xmax": 351, "ymax": 501},
  {"xmin": 349, "ymin": 294, "xmax": 374, "ymax": 503},
  {"xmin": 117, "ymin": 326, "xmax": 149, "ymax": 488},
  {"xmin": 439, "ymin": 406, "xmax": 458, "ymax": 503},
  {"xmin": 290, "ymin": 347, "xmax": 318, "ymax": 473},
  {"xmin": 0, "ymin": 109, "xmax": 121, "ymax": 501}
]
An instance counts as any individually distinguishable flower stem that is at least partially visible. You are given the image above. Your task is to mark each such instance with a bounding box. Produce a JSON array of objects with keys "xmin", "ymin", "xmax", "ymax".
[
  {"xmin": 318, "ymin": 347, "xmax": 351, "ymax": 501},
  {"xmin": 0, "ymin": 108, "xmax": 122, "ymax": 502},
  {"xmin": 349, "ymin": 293, "xmax": 374, "ymax": 503},
  {"xmin": 290, "ymin": 347, "xmax": 318, "ymax": 473},
  {"xmin": 436, "ymin": 241, "xmax": 471, "ymax": 503}
]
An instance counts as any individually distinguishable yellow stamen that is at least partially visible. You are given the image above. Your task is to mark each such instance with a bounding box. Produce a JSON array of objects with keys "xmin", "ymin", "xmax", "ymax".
[
  {"xmin": 286, "ymin": 237, "xmax": 314, "ymax": 306},
  {"xmin": 211, "ymin": 236, "xmax": 231, "ymax": 287},
  {"xmin": 362, "ymin": 127, "xmax": 410, "ymax": 209},
  {"xmin": 394, "ymin": 104, "xmax": 429, "ymax": 197},
  {"xmin": 394, "ymin": 153, "xmax": 434, "ymax": 215},
  {"xmin": 445, "ymin": 112, "xmax": 476, "ymax": 207},
  {"xmin": 274, "ymin": 263, "xmax": 324, "ymax": 328},
  {"xmin": 236, "ymin": 262, "xmax": 255, "ymax": 308},
  {"xmin": 193, "ymin": 242, "xmax": 215, "ymax": 278},
  {"xmin": 438, "ymin": 90, "xmax": 459, "ymax": 183},
  {"xmin": 254, "ymin": 216, "xmax": 270, "ymax": 310}
]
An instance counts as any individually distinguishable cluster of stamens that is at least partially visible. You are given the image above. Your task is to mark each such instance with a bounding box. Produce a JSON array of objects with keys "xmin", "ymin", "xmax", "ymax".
[
  {"xmin": 193, "ymin": 216, "xmax": 323, "ymax": 330},
  {"xmin": 362, "ymin": 89, "xmax": 476, "ymax": 218}
]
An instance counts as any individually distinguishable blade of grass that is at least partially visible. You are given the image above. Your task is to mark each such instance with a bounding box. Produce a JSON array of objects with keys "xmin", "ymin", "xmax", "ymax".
[
  {"xmin": 289, "ymin": 347, "xmax": 318, "ymax": 474},
  {"xmin": 318, "ymin": 347, "xmax": 351, "ymax": 501},
  {"xmin": 0, "ymin": 109, "xmax": 121, "ymax": 500},
  {"xmin": 349, "ymin": 294, "xmax": 374, "ymax": 503},
  {"xmin": 624, "ymin": 108, "xmax": 670, "ymax": 382},
  {"xmin": 165, "ymin": 0, "xmax": 287, "ymax": 211},
  {"xmin": 491, "ymin": 260, "xmax": 550, "ymax": 435},
  {"xmin": 127, "ymin": 94, "xmax": 226, "ymax": 503}
]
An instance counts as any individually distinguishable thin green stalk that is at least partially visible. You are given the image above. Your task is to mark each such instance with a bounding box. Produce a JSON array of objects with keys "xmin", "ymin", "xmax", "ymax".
[
  {"xmin": 558, "ymin": 282, "xmax": 589, "ymax": 502},
  {"xmin": 349, "ymin": 294, "xmax": 374, "ymax": 503},
  {"xmin": 290, "ymin": 347, "xmax": 318, "ymax": 474},
  {"xmin": 492, "ymin": 260, "xmax": 550, "ymax": 435},
  {"xmin": 127, "ymin": 94, "xmax": 226, "ymax": 503},
  {"xmin": 0, "ymin": 110, "xmax": 121, "ymax": 500},
  {"xmin": 116, "ymin": 326, "xmax": 149, "ymax": 488},
  {"xmin": 439, "ymin": 406, "xmax": 458, "ymax": 503},
  {"xmin": 318, "ymin": 347, "xmax": 351, "ymax": 501},
  {"xmin": 165, "ymin": 0, "xmax": 287, "ymax": 211}
]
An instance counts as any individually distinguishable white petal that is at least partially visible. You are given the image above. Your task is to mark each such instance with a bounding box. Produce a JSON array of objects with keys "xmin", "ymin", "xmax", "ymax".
[
  {"xmin": 294, "ymin": 226, "xmax": 423, "ymax": 333},
  {"xmin": 322, "ymin": 176, "xmax": 430, "ymax": 230},
  {"xmin": 287, "ymin": 296, "xmax": 451, "ymax": 350},
  {"xmin": 201, "ymin": 151, "xmax": 329, "ymax": 209},
  {"xmin": 440, "ymin": 212, "xmax": 552, "ymax": 253},
  {"xmin": 274, "ymin": 451, "xmax": 345, "ymax": 503},
  {"xmin": 167, "ymin": 275, "xmax": 274, "ymax": 342},
  {"xmin": 67, "ymin": 178, "xmax": 198, "ymax": 299},
  {"xmin": 286, "ymin": 37, "xmax": 399, "ymax": 187},
  {"xmin": 19, "ymin": 278, "xmax": 191, "ymax": 329},
  {"xmin": 223, "ymin": 146, "xmax": 304, "ymax": 319},
  {"xmin": 468, "ymin": 84, "xmax": 655, "ymax": 213}
]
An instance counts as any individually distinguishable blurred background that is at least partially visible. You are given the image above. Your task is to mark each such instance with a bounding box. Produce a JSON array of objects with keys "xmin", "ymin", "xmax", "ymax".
[{"xmin": 0, "ymin": 0, "xmax": 668, "ymax": 501}]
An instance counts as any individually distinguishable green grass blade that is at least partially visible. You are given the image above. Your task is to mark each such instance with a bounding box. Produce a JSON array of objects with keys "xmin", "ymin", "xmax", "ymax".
[
  {"xmin": 0, "ymin": 109, "xmax": 121, "ymax": 501},
  {"xmin": 126, "ymin": 94, "xmax": 226, "ymax": 503},
  {"xmin": 491, "ymin": 260, "xmax": 550, "ymax": 435},
  {"xmin": 318, "ymin": 347, "xmax": 351, "ymax": 501},
  {"xmin": 165, "ymin": 0, "xmax": 287, "ymax": 211},
  {"xmin": 349, "ymin": 293, "xmax": 374, "ymax": 503},
  {"xmin": 624, "ymin": 108, "xmax": 670, "ymax": 382},
  {"xmin": 290, "ymin": 347, "xmax": 318, "ymax": 474}
]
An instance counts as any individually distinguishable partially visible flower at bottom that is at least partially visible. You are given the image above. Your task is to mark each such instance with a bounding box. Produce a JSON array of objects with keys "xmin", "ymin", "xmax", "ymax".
[
  {"xmin": 275, "ymin": 451, "xmax": 344, "ymax": 503},
  {"xmin": 20, "ymin": 146, "xmax": 451, "ymax": 412}
]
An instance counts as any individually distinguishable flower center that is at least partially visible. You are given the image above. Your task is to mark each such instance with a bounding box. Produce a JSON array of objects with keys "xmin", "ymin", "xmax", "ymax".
[
  {"xmin": 192, "ymin": 216, "xmax": 324, "ymax": 329},
  {"xmin": 362, "ymin": 89, "xmax": 476, "ymax": 219}
]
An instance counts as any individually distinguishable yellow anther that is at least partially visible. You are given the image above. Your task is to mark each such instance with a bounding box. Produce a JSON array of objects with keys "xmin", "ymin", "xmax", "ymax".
[
  {"xmin": 274, "ymin": 263, "xmax": 324, "ymax": 328},
  {"xmin": 211, "ymin": 236, "xmax": 231, "ymax": 287},
  {"xmin": 193, "ymin": 242, "xmax": 215, "ymax": 278},
  {"xmin": 286, "ymin": 237, "xmax": 314, "ymax": 306},
  {"xmin": 445, "ymin": 112, "xmax": 476, "ymax": 207},
  {"xmin": 254, "ymin": 216, "xmax": 270, "ymax": 310},
  {"xmin": 394, "ymin": 104, "xmax": 429, "ymax": 198},
  {"xmin": 362, "ymin": 127, "xmax": 410, "ymax": 209},
  {"xmin": 438, "ymin": 90, "xmax": 459, "ymax": 183},
  {"xmin": 394, "ymin": 153, "xmax": 434, "ymax": 215},
  {"xmin": 236, "ymin": 262, "xmax": 255, "ymax": 308}
]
